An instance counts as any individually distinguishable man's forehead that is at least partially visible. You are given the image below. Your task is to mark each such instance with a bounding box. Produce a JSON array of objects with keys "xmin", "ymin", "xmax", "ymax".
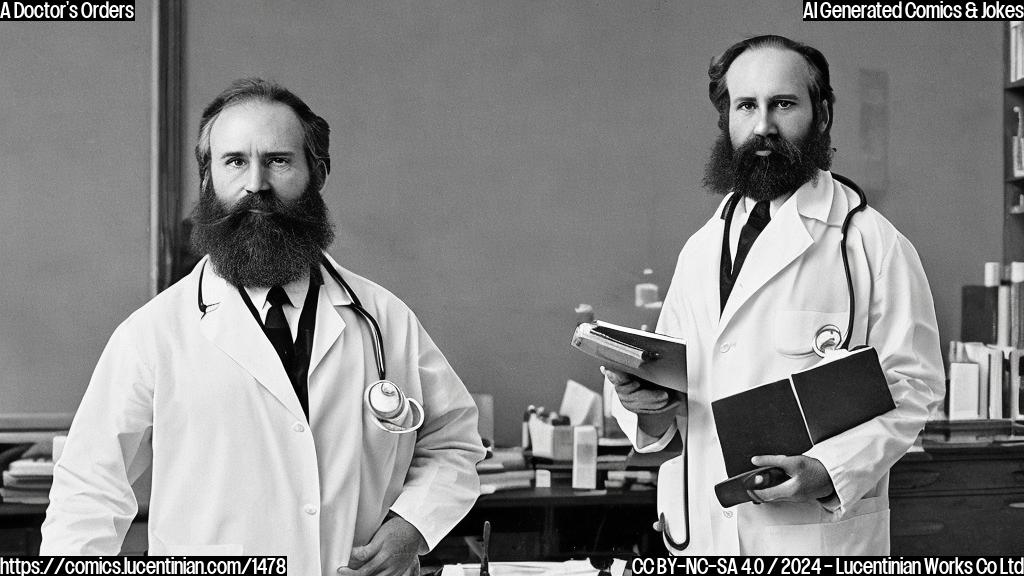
[
  {"xmin": 725, "ymin": 47, "xmax": 812, "ymax": 100},
  {"xmin": 209, "ymin": 101, "xmax": 305, "ymax": 151}
]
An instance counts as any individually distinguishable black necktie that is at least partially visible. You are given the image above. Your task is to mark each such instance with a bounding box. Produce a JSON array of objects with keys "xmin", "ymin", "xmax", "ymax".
[
  {"xmin": 265, "ymin": 286, "xmax": 295, "ymax": 371},
  {"xmin": 720, "ymin": 199, "xmax": 771, "ymax": 310}
]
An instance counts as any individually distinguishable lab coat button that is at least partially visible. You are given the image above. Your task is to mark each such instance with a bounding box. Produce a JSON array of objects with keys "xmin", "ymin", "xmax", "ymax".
[
  {"xmin": 719, "ymin": 343, "xmax": 731, "ymax": 353},
  {"xmin": 724, "ymin": 510, "xmax": 734, "ymax": 519},
  {"xmin": 292, "ymin": 423, "xmax": 305, "ymax": 433},
  {"xmin": 304, "ymin": 505, "xmax": 317, "ymax": 515}
]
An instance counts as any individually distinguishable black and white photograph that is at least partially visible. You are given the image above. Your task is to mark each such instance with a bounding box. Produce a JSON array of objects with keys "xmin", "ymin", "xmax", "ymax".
[{"xmin": 0, "ymin": 0, "xmax": 1019, "ymax": 572}]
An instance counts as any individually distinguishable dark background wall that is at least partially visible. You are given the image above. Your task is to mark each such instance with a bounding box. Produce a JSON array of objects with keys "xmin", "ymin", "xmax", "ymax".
[
  {"xmin": 1, "ymin": 2, "xmax": 1002, "ymax": 447},
  {"xmin": 0, "ymin": 8, "xmax": 152, "ymax": 414}
]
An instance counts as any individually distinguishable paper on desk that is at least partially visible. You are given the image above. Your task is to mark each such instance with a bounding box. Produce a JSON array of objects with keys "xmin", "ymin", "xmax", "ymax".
[
  {"xmin": 441, "ymin": 560, "xmax": 627, "ymax": 576},
  {"xmin": 559, "ymin": 379, "xmax": 602, "ymax": 428}
]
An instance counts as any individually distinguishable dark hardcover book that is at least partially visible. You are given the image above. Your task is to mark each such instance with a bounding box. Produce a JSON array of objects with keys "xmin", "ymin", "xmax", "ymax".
[
  {"xmin": 712, "ymin": 378, "xmax": 812, "ymax": 478},
  {"xmin": 711, "ymin": 347, "xmax": 895, "ymax": 508},
  {"xmin": 793, "ymin": 347, "xmax": 895, "ymax": 443},
  {"xmin": 961, "ymin": 285, "xmax": 999, "ymax": 344}
]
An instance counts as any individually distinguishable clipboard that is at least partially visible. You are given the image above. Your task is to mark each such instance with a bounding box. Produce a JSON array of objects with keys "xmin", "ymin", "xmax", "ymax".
[{"xmin": 570, "ymin": 320, "xmax": 687, "ymax": 392}]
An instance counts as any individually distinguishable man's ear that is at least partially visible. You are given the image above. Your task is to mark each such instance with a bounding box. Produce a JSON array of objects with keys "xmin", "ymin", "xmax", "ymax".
[
  {"xmin": 315, "ymin": 159, "xmax": 329, "ymax": 191},
  {"xmin": 817, "ymin": 100, "xmax": 830, "ymax": 133}
]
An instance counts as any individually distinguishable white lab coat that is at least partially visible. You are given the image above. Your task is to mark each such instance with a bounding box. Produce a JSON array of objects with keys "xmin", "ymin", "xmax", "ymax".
[
  {"xmin": 614, "ymin": 171, "xmax": 944, "ymax": 555},
  {"xmin": 41, "ymin": 254, "xmax": 485, "ymax": 575}
]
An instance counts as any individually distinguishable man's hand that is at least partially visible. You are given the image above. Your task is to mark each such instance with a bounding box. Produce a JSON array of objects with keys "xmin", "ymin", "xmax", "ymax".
[
  {"xmin": 337, "ymin": 515, "xmax": 425, "ymax": 576},
  {"xmin": 747, "ymin": 455, "xmax": 836, "ymax": 504},
  {"xmin": 603, "ymin": 367, "xmax": 678, "ymax": 414},
  {"xmin": 603, "ymin": 366, "xmax": 680, "ymax": 438}
]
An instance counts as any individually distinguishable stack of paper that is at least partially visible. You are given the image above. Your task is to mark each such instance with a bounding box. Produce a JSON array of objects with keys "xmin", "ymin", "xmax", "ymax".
[{"xmin": 1, "ymin": 458, "xmax": 54, "ymax": 504}]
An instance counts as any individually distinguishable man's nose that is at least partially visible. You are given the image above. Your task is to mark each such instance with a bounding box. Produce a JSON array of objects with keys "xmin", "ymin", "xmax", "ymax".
[
  {"xmin": 753, "ymin": 110, "xmax": 778, "ymax": 137},
  {"xmin": 244, "ymin": 163, "xmax": 270, "ymax": 194}
]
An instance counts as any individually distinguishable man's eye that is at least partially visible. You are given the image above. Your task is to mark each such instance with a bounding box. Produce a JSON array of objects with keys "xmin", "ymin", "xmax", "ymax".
[
  {"xmin": 736, "ymin": 102, "xmax": 755, "ymax": 111},
  {"xmin": 268, "ymin": 157, "xmax": 289, "ymax": 167},
  {"xmin": 776, "ymin": 101, "xmax": 794, "ymax": 109},
  {"xmin": 226, "ymin": 158, "xmax": 245, "ymax": 168}
]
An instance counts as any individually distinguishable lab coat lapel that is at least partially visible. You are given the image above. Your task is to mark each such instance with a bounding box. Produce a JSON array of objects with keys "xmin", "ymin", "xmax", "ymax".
[
  {"xmin": 717, "ymin": 193, "xmax": 813, "ymax": 336},
  {"xmin": 309, "ymin": 268, "xmax": 349, "ymax": 376},
  {"xmin": 703, "ymin": 198, "xmax": 732, "ymax": 334},
  {"xmin": 198, "ymin": 267, "xmax": 308, "ymax": 422}
]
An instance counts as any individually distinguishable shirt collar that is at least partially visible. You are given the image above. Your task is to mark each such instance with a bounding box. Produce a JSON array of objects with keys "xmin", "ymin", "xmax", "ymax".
[
  {"xmin": 243, "ymin": 274, "xmax": 310, "ymax": 309},
  {"xmin": 794, "ymin": 169, "xmax": 836, "ymax": 225},
  {"xmin": 740, "ymin": 192, "xmax": 793, "ymax": 219},
  {"xmin": 721, "ymin": 169, "xmax": 834, "ymax": 225}
]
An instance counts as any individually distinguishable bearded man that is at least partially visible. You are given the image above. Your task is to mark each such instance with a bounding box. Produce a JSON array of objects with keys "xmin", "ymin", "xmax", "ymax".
[
  {"xmin": 41, "ymin": 78, "xmax": 485, "ymax": 576},
  {"xmin": 606, "ymin": 36, "xmax": 944, "ymax": 555}
]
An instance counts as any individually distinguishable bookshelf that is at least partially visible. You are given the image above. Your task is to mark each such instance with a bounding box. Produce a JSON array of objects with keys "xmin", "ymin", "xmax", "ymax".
[{"xmin": 1005, "ymin": 22, "xmax": 1024, "ymax": 261}]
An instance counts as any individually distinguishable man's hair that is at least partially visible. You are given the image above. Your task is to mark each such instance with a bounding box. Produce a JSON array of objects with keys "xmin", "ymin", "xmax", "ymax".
[
  {"xmin": 195, "ymin": 78, "xmax": 331, "ymax": 193},
  {"xmin": 707, "ymin": 35, "xmax": 835, "ymax": 135}
]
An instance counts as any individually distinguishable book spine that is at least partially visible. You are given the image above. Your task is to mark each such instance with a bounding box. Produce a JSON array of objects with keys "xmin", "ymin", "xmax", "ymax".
[
  {"xmin": 988, "ymin": 263, "xmax": 1002, "ymax": 346},
  {"xmin": 1014, "ymin": 22, "xmax": 1022, "ymax": 82},
  {"xmin": 961, "ymin": 285, "xmax": 1000, "ymax": 344},
  {"xmin": 963, "ymin": 342, "xmax": 990, "ymax": 417},
  {"xmin": 1013, "ymin": 350, "xmax": 1023, "ymax": 420},
  {"xmin": 1011, "ymin": 263, "xmax": 1024, "ymax": 349},
  {"xmin": 1017, "ymin": 21, "xmax": 1024, "ymax": 81},
  {"xmin": 948, "ymin": 362, "xmax": 981, "ymax": 420},
  {"xmin": 999, "ymin": 283, "xmax": 1011, "ymax": 347},
  {"xmin": 990, "ymin": 348, "xmax": 1004, "ymax": 419}
]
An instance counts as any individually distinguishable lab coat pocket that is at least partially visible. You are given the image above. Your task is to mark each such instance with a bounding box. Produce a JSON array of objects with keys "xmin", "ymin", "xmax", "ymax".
[
  {"xmin": 753, "ymin": 497, "xmax": 889, "ymax": 555},
  {"xmin": 773, "ymin": 310, "xmax": 848, "ymax": 358},
  {"xmin": 822, "ymin": 497, "xmax": 889, "ymax": 554}
]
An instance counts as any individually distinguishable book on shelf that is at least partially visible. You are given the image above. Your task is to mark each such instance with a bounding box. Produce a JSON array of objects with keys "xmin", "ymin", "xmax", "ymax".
[
  {"xmin": 711, "ymin": 347, "xmax": 894, "ymax": 507},
  {"xmin": 988, "ymin": 346, "xmax": 1023, "ymax": 420},
  {"xmin": 957, "ymin": 343, "xmax": 1024, "ymax": 419},
  {"xmin": 1013, "ymin": 107, "xmax": 1024, "ymax": 178},
  {"xmin": 570, "ymin": 320, "xmax": 687, "ymax": 392},
  {"xmin": 1012, "ymin": 263, "xmax": 1024, "ymax": 348},
  {"xmin": 962, "ymin": 285, "xmax": 999, "ymax": 344},
  {"xmin": 1012, "ymin": 22, "xmax": 1024, "ymax": 83}
]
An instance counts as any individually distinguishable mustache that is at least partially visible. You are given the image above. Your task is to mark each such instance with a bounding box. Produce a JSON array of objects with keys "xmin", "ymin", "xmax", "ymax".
[
  {"xmin": 735, "ymin": 134, "xmax": 802, "ymax": 163},
  {"xmin": 191, "ymin": 190, "xmax": 324, "ymax": 227}
]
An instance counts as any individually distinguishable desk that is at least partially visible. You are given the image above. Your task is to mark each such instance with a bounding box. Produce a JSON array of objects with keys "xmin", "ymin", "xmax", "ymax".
[
  {"xmin": 5, "ymin": 443, "xmax": 1023, "ymax": 557},
  {"xmin": 0, "ymin": 504, "xmax": 147, "ymax": 555},
  {"xmin": 0, "ymin": 503, "xmax": 45, "ymax": 554},
  {"xmin": 436, "ymin": 486, "xmax": 662, "ymax": 562},
  {"xmin": 889, "ymin": 443, "xmax": 1024, "ymax": 555},
  {"xmin": 440, "ymin": 442, "xmax": 1024, "ymax": 560}
]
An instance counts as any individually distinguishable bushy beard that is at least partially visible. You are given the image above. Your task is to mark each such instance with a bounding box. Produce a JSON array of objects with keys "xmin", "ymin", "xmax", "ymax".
[
  {"xmin": 189, "ymin": 182, "xmax": 335, "ymax": 288},
  {"xmin": 703, "ymin": 126, "xmax": 832, "ymax": 202}
]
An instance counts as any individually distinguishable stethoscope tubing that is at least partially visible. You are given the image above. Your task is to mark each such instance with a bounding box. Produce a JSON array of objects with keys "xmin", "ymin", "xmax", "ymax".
[
  {"xmin": 318, "ymin": 256, "xmax": 389, "ymax": 382},
  {"xmin": 196, "ymin": 255, "xmax": 390, "ymax": 382},
  {"xmin": 196, "ymin": 255, "xmax": 423, "ymax": 434},
  {"xmin": 832, "ymin": 173, "xmax": 869, "ymax": 351}
]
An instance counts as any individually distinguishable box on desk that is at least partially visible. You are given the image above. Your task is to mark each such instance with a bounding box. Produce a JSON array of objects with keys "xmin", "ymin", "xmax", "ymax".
[{"xmin": 527, "ymin": 416, "xmax": 573, "ymax": 462}]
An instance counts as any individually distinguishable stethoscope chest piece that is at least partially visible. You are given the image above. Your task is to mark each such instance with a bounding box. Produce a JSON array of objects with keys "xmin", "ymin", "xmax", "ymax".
[
  {"xmin": 813, "ymin": 324, "xmax": 843, "ymax": 358},
  {"xmin": 365, "ymin": 379, "xmax": 424, "ymax": 434}
]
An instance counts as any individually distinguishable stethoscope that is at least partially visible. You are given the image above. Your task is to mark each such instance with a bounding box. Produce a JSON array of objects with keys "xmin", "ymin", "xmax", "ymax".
[
  {"xmin": 659, "ymin": 173, "xmax": 869, "ymax": 554},
  {"xmin": 826, "ymin": 172, "xmax": 869, "ymax": 355},
  {"xmin": 721, "ymin": 172, "xmax": 868, "ymax": 358},
  {"xmin": 196, "ymin": 255, "xmax": 425, "ymax": 434}
]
